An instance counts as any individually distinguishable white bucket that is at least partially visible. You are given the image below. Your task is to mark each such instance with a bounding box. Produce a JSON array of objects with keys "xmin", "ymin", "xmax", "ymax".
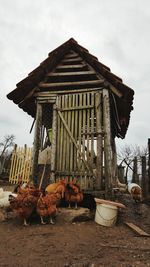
[{"xmin": 95, "ymin": 203, "xmax": 118, "ymax": 227}]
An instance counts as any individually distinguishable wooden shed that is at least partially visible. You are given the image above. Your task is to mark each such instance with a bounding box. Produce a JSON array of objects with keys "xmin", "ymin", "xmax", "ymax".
[{"xmin": 7, "ymin": 38, "xmax": 134, "ymax": 197}]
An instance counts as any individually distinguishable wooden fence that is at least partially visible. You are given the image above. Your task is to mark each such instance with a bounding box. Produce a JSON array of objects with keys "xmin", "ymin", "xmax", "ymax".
[{"xmin": 9, "ymin": 144, "xmax": 33, "ymax": 184}]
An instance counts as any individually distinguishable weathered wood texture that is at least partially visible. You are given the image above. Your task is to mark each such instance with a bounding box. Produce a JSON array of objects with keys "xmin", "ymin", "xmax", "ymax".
[
  {"xmin": 132, "ymin": 157, "xmax": 139, "ymax": 184},
  {"xmin": 31, "ymin": 103, "xmax": 42, "ymax": 185},
  {"xmin": 125, "ymin": 222, "xmax": 150, "ymax": 237},
  {"xmin": 55, "ymin": 92, "xmax": 97, "ymax": 190},
  {"xmin": 103, "ymin": 89, "xmax": 114, "ymax": 196},
  {"xmin": 148, "ymin": 138, "xmax": 150, "ymax": 194},
  {"xmin": 141, "ymin": 156, "xmax": 148, "ymax": 198},
  {"xmin": 9, "ymin": 144, "xmax": 32, "ymax": 184},
  {"xmin": 50, "ymin": 103, "xmax": 57, "ymax": 182}
]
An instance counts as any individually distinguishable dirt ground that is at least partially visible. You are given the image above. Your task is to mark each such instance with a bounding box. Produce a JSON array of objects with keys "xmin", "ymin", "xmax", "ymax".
[{"xmin": 0, "ymin": 183, "xmax": 150, "ymax": 267}]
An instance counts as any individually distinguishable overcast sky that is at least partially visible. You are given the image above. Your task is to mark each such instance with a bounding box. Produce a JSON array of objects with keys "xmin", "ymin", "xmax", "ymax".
[{"xmin": 0, "ymin": 0, "xmax": 150, "ymax": 150}]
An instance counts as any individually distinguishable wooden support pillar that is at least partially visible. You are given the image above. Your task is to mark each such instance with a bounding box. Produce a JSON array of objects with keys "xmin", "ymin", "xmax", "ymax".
[
  {"xmin": 141, "ymin": 156, "xmax": 148, "ymax": 199},
  {"xmin": 132, "ymin": 157, "xmax": 139, "ymax": 184},
  {"xmin": 148, "ymin": 138, "xmax": 150, "ymax": 194},
  {"xmin": 31, "ymin": 102, "xmax": 42, "ymax": 186},
  {"xmin": 103, "ymin": 89, "xmax": 113, "ymax": 197},
  {"xmin": 50, "ymin": 101, "xmax": 57, "ymax": 183},
  {"xmin": 95, "ymin": 92, "xmax": 103, "ymax": 190},
  {"xmin": 111, "ymin": 138, "xmax": 118, "ymax": 187}
]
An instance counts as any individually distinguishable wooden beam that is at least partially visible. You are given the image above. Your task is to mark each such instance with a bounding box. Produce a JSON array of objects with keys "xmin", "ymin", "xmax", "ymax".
[
  {"xmin": 125, "ymin": 222, "xmax": 150, "ymax": 237},
  {"xmin": 64, "ymin": 53, "xmax": 79, "ymax": 58},
  {"xmin": 46, "ymin": 70, "xmax": 96, "ymax": 76},
  {"xmin": 61, "ymin": 57, "xmax": 82, "ymax": 62},
  {"xmin": 34, "ymin": 87, "xmax": 104, "ymax": 97},
  {"xmin": 56, "ymin": 64, "xmax": 86, "ymax": 69},
  {"xmin": 39, "ymin": 79, "xmax": 105, "ymax": 88}
]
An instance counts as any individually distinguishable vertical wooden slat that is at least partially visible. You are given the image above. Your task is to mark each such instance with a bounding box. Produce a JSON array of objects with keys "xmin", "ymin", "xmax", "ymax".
[
  {"xmin": 74, "ymin": 94, "xmax": 78, "ymax": 172},
  {"xmin": 86, "ymin": 93, "xmax": 90, "ymax": 190},
  {"xmin": 91, "ymin": 92, "xmax": 95, "ymax": 163},
  {"xmin": 70, "ymin": 94, "xmax": 75, "ymax": 173},
  {"xmin": 9, "ymin": 144, "xmax": 17, "ymax": 183},
  {"xmin": 50, "ymin": 100, "xmax": 57, "ymax": 182},
  {"xmin": 59, "ymin": 95, "xmax": 63, "ymax": 171},
  {"xmin": 95, "ymin": 92, "xmax": 103, "ymax": 189},
  {"xmin": 78, "ymin": 93, "xmax": 83, "ymax": 176},
  {"xmin": 62, "ymin": 95, "xmax": 68, "ymax": 172},
  {"xmin": 66, "ymin": 95, "xmax": 72, "ymax": 172},
  {"xmin": 81, "ymin": 93, "xmax": 86, "ymax": 187},
  {"xmin": 56, "ymin": 96, "xmax": 61, "ymax": 172}
]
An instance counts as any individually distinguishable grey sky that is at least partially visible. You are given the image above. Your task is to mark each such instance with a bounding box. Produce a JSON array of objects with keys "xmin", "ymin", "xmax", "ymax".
[{"xmin": 1, "ymin": 0, "xmax": 150, "ymax": 148}]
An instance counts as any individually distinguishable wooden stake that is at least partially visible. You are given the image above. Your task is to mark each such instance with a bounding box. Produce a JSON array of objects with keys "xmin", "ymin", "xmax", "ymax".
[{"xmin": 31, "ymin": 102, "xmax": 42, "ymax": 186}]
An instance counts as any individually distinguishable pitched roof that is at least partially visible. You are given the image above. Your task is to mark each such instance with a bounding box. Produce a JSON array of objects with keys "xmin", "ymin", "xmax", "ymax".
[{"xmin": 7, "ymin": 38, "xmax": 134, "ymax": 138}]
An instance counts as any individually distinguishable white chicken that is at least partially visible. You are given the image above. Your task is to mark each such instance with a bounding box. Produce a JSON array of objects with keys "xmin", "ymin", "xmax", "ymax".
[{"xmin": 0, "ymin": 188, "xmax": 17, "ymax": 208}]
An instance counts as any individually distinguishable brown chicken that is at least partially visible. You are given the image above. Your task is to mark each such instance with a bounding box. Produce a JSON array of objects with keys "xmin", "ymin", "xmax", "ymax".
[
  {"xmin": 36, "ymin": 192, "xmax": 61, "ymax": 224},
  {"xmin": 65, "ymin": 180, "xmax": 83, "ymax": 209},
  {"xmin": 45, "ymin": 179, "xmax": 67, "ymax": 198},
  {"xmin": 9, "ymin": 187, "xmax": 41, "ymax": 226}
]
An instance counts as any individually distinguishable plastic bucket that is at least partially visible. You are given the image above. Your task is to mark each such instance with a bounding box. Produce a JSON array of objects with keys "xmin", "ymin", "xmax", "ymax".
[{"xmin": 95, "ymin": 203, "xmax": 118, "ymax": 227}]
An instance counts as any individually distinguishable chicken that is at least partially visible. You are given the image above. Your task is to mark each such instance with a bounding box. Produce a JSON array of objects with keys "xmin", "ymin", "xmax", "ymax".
[
  {"xmin": 65, "ymin": 180, "xmax": 83, "ymax": 209},
  {"xmin": 128, "ymin": 183, "xmax": 142, "ymax": 203},
  {"xmin": 0, "ymin": 187, "xmax": 17, "ymax": 208},
  {"xmin": 9, "ymin": 187, "xmax": 41, "ymax": 226},
  {"xmin": 36, "ymin": 192, "xmax": 61, "ymax": 224},
  {"xmin": 45, "ymin": 179, "xmax": 67, "ymax": 198}
]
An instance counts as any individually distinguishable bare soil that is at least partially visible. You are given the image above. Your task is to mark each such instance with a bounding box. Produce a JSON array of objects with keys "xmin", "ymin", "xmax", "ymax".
[{"xmin": 0, "ymin": 183, "xmax": 150, "ymax": 267}]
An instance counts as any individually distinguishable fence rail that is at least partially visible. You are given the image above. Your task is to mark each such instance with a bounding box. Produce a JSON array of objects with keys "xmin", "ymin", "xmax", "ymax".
[{"xmin": 9, "ymin": 144, "xmax": 33, "ymax": 184}]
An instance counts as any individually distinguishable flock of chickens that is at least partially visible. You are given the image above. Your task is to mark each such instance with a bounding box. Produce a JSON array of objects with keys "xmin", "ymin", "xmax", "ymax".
[{"xmin": 1, "ymin": 179, "xmax": 83, "ymax": 226}]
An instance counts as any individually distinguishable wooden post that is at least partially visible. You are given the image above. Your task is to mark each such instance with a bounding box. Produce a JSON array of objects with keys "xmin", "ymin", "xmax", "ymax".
[
  {"xmin": 132, "ymin": 157, "xmax": 139, "ymax": 184},
  {"xmin": 31, "ymin": 102, "xmax": 42, "ymax": 186},
  {"xmin": 111, "ymin": 138, "xmax": 118, "ymax": 187},
  {"xmin": 95, "ymin": 92, "xmax": 103, "ymax": 189},
  {"xmin": 141, "ymin": 156, "xmax": 148, "ymax": 198},
  {"xmin": 148, "ymin": 138, "xmax": 150, "ymax": 194},
  {"xmin": 50, "ymin": 102, "xmax": 57, "ymax": 183},
  {"xmin": 103, "ymin": 89, "xmax": 113, "ymax": 197}
]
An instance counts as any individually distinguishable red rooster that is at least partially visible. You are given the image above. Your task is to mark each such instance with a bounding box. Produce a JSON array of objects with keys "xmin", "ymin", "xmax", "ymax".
[{"xmin": 65, "ymin": 180, "xmax": 83, "ymax": 209}]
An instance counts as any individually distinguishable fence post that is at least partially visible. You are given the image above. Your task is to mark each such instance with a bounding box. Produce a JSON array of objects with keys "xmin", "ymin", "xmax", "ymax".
[
  {"xmin": 141, "ymin": 156, "xmax": 148, "ymax": 199},
  {"xmin": 132, "ymin": 157, "xmax": 139, "ymax": 184},
  {"xmin": 148, "ymin": 139, "xmax": 150, "ymax": 195}
]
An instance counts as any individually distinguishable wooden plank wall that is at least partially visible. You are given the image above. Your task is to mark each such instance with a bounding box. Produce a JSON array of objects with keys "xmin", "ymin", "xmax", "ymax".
[
  {"xmin": 9, "ymin": 145, "xmax": 33, "ymax": 184},
  {"xmin": 55, "ymin": 92, "xmax": 97, "ymax": 190}
]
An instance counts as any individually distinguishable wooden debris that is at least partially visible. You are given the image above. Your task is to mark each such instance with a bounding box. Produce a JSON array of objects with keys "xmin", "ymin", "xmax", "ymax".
[{"xmin": 125, "ymin": 222, "xmax": 150, "ymax": 237}]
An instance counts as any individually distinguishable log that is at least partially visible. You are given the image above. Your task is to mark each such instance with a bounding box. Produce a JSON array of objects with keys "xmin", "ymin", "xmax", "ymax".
[
  {"xmin": 31, "ymin": 103, "xmax": 42, "ymax": 185},
  {"xmin": 39, "ymin": 80, "xmax": 104, "ymax": 88},
  {"xmin": 46, "ymin": 70, "xmax": 96, "ymax": 76},
  {"xmin": 103, "ymin": 89, "xmax": 113, "ymax": 196}
]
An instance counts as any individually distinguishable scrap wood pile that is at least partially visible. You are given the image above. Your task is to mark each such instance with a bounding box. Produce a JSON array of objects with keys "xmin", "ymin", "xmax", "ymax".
[{"xmin": 0, "ymin": 178, "xmax": 83, "ymax": 226}]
